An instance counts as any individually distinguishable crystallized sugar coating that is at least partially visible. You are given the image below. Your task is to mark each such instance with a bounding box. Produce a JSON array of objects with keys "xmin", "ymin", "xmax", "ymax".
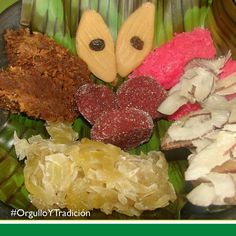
[
  {"xmin": 130, "ymin": 28, "xmax": 216, "ymax": 89},
  {"xmin": 117, "ymin": 76, "xmax": 166, "ymax": 119},
  {"xmin": 91, "ymin": 108, "xmax": 154, "ymax": 150},
  {"xmin": 75, "ymin": 84, "xmax": 118, "ymax": 124}
]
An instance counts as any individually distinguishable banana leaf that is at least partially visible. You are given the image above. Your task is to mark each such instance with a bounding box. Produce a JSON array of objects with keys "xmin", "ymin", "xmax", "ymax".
[{"xmin": 0, "ymin": 0, "xmax": 236, "ymax": 219}]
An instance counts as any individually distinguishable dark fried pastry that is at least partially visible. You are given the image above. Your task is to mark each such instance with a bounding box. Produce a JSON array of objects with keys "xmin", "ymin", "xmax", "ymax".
[{"xmin": 0, "ymin": 28, "xmax": 90, "ymax": 121}]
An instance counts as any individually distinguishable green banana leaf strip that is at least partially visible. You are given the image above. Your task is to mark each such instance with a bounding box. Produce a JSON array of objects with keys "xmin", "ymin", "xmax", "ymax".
[
  {"xmin": 0, "ymin": 113, "xmax": 48, "ymax": 209},
  {"xmin": 0, "ymin": 0, "xmax": 17, "ymax": 13}
]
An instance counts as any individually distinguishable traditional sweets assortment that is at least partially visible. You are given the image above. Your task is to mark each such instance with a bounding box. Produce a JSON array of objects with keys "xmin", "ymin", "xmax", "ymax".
[{"xmin": 1, "ymin": 1, "xmax": 235, "ymax": 216}]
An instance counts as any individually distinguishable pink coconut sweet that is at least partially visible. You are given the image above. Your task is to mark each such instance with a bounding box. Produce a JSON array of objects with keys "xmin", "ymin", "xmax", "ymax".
[
  {"xmin": 130, "ymin": 28, "xmax": 216, "ymax": 90},
  {"xmin": 220, "ymin": 60, "xmax": 236, "ymax": 79}
]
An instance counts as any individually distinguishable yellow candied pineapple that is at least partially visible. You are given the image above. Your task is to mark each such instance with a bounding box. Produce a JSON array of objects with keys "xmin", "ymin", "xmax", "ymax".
[
  {"xmin": 46, "ymin": 122, "xmax": 78, "ymax": 143},
  {"xmin": 14, "ymin": 123, "xmax": 176, "ymax": 216},
  {"xmin": 24, "ymin": 153, "xmax": 78, "ymax": 210}
]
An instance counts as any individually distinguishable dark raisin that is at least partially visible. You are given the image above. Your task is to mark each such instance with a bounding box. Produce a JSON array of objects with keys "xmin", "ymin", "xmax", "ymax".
[
  {"xmin": 89, "ymin": 39, "xmax": 105, "ymax": 51},
  {"xmin": 130, "ymin": 36, "xmax": 144, "ymax": 50}
]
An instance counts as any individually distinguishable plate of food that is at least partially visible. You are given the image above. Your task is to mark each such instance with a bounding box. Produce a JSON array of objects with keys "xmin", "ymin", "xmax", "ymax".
[{"xmin": 0, "ymin": 0, "xmax": 236, "ymax": 220}]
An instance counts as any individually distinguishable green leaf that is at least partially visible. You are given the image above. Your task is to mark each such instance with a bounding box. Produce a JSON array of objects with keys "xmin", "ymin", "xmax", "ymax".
[
  {"xmin": 0, "ymin": 0, "xmax": 17, "ymax": 14},
  {"xmin": 153, "ymin": 160, "xmax": 188, "ymax": 219},
  {"xmin": 206, "ymin": 0, "xmax": 236, "ymax": 59},
  {"xmin": 73, "ymin": 117, "xmax": 91, "ymax": 139},
  {"xmin": 0, "ymin": 113, "xmax": 48, "ymax": 209}
]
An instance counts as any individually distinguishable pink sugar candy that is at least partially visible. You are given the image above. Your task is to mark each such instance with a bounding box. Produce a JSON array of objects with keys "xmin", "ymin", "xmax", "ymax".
[{"xmin": 130, "ymin": 28, "xmax": 216, "ymax": 89}]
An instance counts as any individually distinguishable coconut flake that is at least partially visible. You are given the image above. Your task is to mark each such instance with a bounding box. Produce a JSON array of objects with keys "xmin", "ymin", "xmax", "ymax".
[
  {"xmin": 158, "ymin": 92, "xmax": 188, "ymax": 115},
  {"xmin": 216, "ymin": 72, "xmax": 236, "ymax": 90},
  {"xmin": 185, "ymin": 131, "xmax": 236, "ymax": 181},
  {"xmin": 185, "ymin": 51, "xmax": 231, "ymax": 74},
  {"xmin": 167, "ymin": 108, "xmax": 229, "ymax": 142},
  {"xmin": 179, "ymin": 67, "xmax": 216, "ymax": 102},
  {"xmin": 187, "ymin": 172, "xmax": 236, "ymax": 206},
  {"xmin": 158, "ymin": 65, "xmax": 217, "ymax": 115},
  {"xmin": 187, "ymin": 182, "xmax": 215, "ymax": 207}
]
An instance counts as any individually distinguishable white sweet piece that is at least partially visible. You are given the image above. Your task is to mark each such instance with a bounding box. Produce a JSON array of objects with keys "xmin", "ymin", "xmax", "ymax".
[
  {"xmin": 202, "ymin": 94, "xmax": 230, "ymax": 110},
  {"xmin": 179, "ymin": 67, "xmax": 215, "ymax": 103},
  {"xmin": 158, "ymin": 91, "xmax": 188, "ymax": 115},
  {"xmin": 187, "ymin": 183, "xmax": 215, "ymax": 207},
  {"xmin": 185, "ymin": 131, "xmax": 235, "ymax": 181},
  {"xmin": 228, "ymin": 108, "xmax": 236, "ymax": 124},
  {"xmin": 167, "ymin": 109, "xmax": 229, "ymax": 141},
  {"xmin": 187, "ymin": 173, "xmax": 236, "ymax": 206},
  {"xmin": 215, "ymin": 72, "xmax": 236, "ymax": 92}
]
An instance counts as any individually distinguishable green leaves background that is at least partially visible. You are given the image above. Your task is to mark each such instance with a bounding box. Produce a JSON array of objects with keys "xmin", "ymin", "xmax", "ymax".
[{"xmin": 0, "ymin": 0, "xmax": 236, "ymax": 219}]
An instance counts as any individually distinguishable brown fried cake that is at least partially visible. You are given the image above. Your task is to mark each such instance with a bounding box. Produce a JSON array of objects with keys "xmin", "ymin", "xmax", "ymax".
[{"xmin": 0, "ymin": 28, "xmax": 90, "ymax": 122}]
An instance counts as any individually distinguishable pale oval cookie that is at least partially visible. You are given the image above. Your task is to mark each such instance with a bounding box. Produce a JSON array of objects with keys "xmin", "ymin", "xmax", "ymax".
[
  {"xmin": 116, "ymin": 3, "xmax": 155, "ymax": 77},
  {"xmin": 76, "ymin": 10, "xmax": 117, "ymax": 82}
]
